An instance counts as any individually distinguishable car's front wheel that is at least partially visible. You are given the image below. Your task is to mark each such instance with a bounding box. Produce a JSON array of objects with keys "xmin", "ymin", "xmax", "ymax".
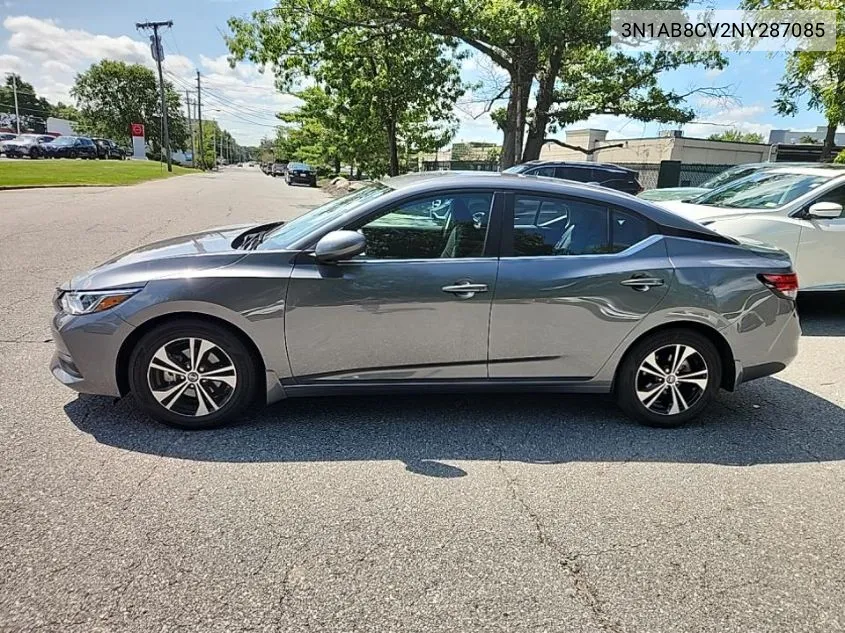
[
  {"xmin": 615, "ymin": 329, "xmax": 721, "ymax": 428},
  {"xmin": 128, "ymin": 319, "xmax": 260, "ymax": 429}
]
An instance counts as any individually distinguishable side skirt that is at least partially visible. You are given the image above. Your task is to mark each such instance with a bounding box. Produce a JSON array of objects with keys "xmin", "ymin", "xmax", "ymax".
[{"xmin": 279, "ymin": 378, "xmax": 612, "ymax": 398}]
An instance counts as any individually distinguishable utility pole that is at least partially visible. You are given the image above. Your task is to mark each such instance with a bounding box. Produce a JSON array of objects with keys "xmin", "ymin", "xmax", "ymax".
[
  {"xmin": 136, "ymin": 20, "xmax": 173, "ymax": 172},
  {"xmin": 195, "ymin": 71, "xmax": 204, "ymax": 170},
  {"xmin": 185, "ymin": 90, "xmax": 195, "ymax": 168},
  {"xmin": 11, "ymin": 75, "xmax": 20, "ymax": 134},
  {"xmin": 212, "ymin": 126, "xmax": 217, "ymax": 171}
]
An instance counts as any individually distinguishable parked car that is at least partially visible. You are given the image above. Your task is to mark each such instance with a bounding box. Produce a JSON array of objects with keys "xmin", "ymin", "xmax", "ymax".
[
  {"xmin": 285, "ymin": 161, "xmax": 318, "ymax": 187},
  {"xmin": 656, "ymin": 164, "xmax": 845, "ymax": 291},
  {"xmin": 92, "ymin": 138, "xmax": 126, "ymax": 160},
  {"xmin": 271, "ymin": 162, "xmax": 287, "ymax": 177},
  {"xmin": 2, "ymin": 133, "xmax": 55, "ymax": 158},
  {"xmin": 51, "ymin": 172, "xmax": 799, "ymax": 430},
  {"xmin": 638, "ymin": 162, "xmax": 793, "ymax": 202},
  {"xmin": 43, "ymin": 136, "xmax": 99, "ymax": 159},
  {"xmin": 0, "ymin": 132, "xmax": 17, "ymax": 144},
  {"xmin": 504, "ymin": 160, "xmax": 643, "ymax": 195}
]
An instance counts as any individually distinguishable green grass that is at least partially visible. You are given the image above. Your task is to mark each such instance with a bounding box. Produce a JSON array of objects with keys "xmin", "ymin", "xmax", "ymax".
[{"xmin": 0, "ymin": 159, "xmax": 195, "ymax": 188}]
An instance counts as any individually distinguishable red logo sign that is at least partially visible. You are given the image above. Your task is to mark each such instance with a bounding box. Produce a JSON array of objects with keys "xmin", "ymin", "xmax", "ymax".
[{"xmin": 130, "ymin": 123, "xmax": 145, "ymax": 137}]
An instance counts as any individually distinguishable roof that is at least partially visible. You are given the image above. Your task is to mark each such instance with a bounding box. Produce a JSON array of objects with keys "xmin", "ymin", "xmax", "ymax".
[{"xmin": 516, "ymin": 160, "xmax": 635, "ymax": 172}]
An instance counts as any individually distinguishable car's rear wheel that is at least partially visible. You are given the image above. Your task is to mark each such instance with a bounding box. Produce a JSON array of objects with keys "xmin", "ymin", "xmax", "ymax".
[
  {"xmin": 69, "ymin": 150, "xmax": 78, "ymax": 159},
  {"xmin": 128, "ymin": 320, "xmax": 260, "ymax": 430},
  {"xmin": 615, "ymin": 329, "xmax": 721, "ymax": 428},
  {"xmin": 29, "ymin": 147, "xmax": 40, "ymax": 159}
]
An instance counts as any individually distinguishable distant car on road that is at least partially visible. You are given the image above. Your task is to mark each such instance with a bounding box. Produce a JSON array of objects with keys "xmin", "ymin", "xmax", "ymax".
[
  {"xmin": 43, "ymin": 136, "xmax": 99, "ymax": 159},
  {"xmin": 285, "ymin": 161, "xmax": 318, "ymax": 187},
  {"xmin": 50, "ymin": 172, "xmax": 799, "ymax": 430},
  {"xmin": 2, "ymin": 133, "xmax": 55, "ymax": 159},
  {"xmin": 271, "ymin": 162, "xmax": 287, "ymax": 177},
  {"xmin": 655, "ymin": 164, "xmax": 845, "ymax": 291},
  {"xmin": 92, "ymin": 138, "xmax": 126, "ymax": 160}
]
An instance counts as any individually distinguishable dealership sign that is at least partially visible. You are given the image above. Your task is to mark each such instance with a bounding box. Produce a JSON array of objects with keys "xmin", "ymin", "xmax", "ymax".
[{"xmin": 130, "ymin": 123, "xmax": 146, "ymax": 160}]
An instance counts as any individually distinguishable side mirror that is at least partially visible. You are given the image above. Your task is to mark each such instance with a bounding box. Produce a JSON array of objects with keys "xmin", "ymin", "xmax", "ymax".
[
  {"xmin": 314, "ymin": 230, "xmax": 366, "ymax": 263},
  {"xmin": 807, "ymin": 201, "xmax": 842, "ymax": 219}
]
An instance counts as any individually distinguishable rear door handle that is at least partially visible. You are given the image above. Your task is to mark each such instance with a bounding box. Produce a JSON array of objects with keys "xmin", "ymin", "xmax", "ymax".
[
  {"xmin": 442, "ymin": 281, "xmax": 488, "ymax": 298},
  {"xmin": 620, "ymin": 277, "xmax": 664, "ymax": 291}
]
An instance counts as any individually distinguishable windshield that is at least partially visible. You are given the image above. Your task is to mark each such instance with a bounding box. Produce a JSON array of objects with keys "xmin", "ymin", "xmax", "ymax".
[
  {"xmin": 693, "ymin": 171, "xmax": 831, "ymax": 209},
  {"xmin": 258, "ymin": 183, "xmax": 392, "ymax": 250},
  {"xmin": 289, "ymin": 162, "xmax": 309, "ymax": 170},
  {"xmin": 17, "ymin": 134, "xmax": 41, "ymax": 141},
  {"xmin": 699, "ymin": 165, "xmax": 764, "ymax": 190},
  {"xmin": 51, "ymin": 137, "xmax": 76, "ymax": 145},
  {"xmin": 502, "ymin": 164, "xmax": 531, "ymax": 174}
]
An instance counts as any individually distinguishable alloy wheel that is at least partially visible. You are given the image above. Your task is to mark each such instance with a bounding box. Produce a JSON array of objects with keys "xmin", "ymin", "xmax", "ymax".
[
  {"xmin": 146, "ymin": 337, "xmax": 238, "ymax": 417},
  {"xmin": 635, "ymin": 344, "xmax": 709, "ymax": 416}
]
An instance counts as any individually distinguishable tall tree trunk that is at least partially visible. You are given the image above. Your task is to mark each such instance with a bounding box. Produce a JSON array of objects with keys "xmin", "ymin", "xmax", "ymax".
[
  {"xmin": 821, "ymin": 120, "xmax": 837, "ymax": 162},
  {"xmin": 333, "ymin": 156, "xmax": 341, "ymax": 175},
  {"xmin": 499, "ymin": 49, "xmax": 538, "ymax": 170},
  {"xmin": 522, "ymin": 50, "xmax": 562, "ymax": 162},
  {"xmin": 386, "ymin": 118, "xmax": 399, "ymax": 176}
]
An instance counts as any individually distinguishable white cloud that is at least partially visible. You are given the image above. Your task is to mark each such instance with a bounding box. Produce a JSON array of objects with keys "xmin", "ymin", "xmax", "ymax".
[
  {"xmin": 0, "ymin": 15, "xmax": 293, "ymax": 144},
  {"xmin": 705, "ymin": 67, "xmax": 725, "ymax": 79}
]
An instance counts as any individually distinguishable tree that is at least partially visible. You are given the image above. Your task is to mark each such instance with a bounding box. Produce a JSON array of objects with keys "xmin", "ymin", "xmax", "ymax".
[
  {"xmin": 51, "ymin": 102, "xmax": 81, "ymax": 122},
  {"xmin": 263, "ymin": 0, "xmax": 724, "ymax": 167},
  {"xmin": 707, "ymin": 129, "xmax": 765, "ymax": 143},
  {"xmin": 71, "ymin": 60, "xmax": 188, "ymax": 154},
  {"xmin": 743, "ymin": 0, "xmax": 844, "ymax": 161},
  {"xmin": 835, "ymin": 149, "xmax": 845, "ymax": 164},
  {"xmin": 800, "ymin": 135, "xmax": 819, "ymax": 144},
  {"xmin": 0, "ymin": 74, "xmax": 52, "ymax": 132},
  {"xmin": 227, "ymin": 2, "xmax": 464, "ymax": 176}
]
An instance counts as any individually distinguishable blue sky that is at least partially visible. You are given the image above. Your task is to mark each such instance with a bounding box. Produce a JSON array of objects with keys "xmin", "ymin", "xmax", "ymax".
[{"xmin": 0, "ymin": 0, "xmax": 834, "ymax": 146}]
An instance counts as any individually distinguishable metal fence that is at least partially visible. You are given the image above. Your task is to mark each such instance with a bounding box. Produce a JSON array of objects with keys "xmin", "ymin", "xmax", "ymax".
[
  {"xmin": 615, "ymin": 163, "xmax": 660, "ymax": 190},
  {"xmin": 421, "ymin": 160, "xmax": 499, "ymax": 172},
  {"xmin": 676, "ymin": 164, "xmax": 730, "ymax": 188}
]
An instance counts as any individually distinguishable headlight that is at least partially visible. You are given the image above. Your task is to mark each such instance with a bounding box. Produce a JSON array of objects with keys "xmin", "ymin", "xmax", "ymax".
[{"xmin": 59, "ymin": 288, "xmax": 141, "ymax": 315}]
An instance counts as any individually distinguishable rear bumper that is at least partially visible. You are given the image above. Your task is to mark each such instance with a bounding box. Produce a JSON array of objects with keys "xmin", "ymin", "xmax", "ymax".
[{"xmin": 731, "ymin": 300, "xmax": 801, "ymax": 387}]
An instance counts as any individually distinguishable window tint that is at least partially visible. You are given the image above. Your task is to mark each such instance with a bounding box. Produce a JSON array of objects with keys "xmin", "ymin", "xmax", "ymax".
[
  {"xmin": 610, "ymin": 208, "xmax": 651, "ymax": 252},
  {"xmin": 355, "ymin": 193, "xmax": 493, "ymax": 259},
  {"xmin": 815, "ymin": 186, "xmax": 845, "ymax": 218},
  {"xmin": 556, "ymin": 166, "xmax": 591, "ymax": 182},
  {"xmin": 512, "ymin": 195, "xmax": 609, "ymax": 256},
  {"xmin": 530, "ymin": 166, "xmax": 557, "ymax": 177}
]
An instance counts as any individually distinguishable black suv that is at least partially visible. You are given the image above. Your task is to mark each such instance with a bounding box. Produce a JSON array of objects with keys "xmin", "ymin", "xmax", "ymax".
[
  {"xmin": 92, "ymin": 138, "xmax": 126, "ymax": 160},
  {"xmin": 504, "ymin": 161, "xmax": 643, "ymax": 195}
]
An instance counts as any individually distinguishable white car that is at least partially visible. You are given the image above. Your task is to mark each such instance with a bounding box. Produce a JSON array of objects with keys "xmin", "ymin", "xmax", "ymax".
[{"xmin": 656, "ymin": 165, "xmax": 845, "ymax": 291}]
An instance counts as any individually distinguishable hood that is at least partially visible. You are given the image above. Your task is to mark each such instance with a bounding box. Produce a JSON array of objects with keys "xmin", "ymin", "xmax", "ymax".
[
  {"xmin": 655, "ymin": 200, "xmax": 751, "ymax": 223},
  {"xmin": 638, "ymin": 187, "xmax": 708, "ymax": 202},
  {"xmin": 65, "ymin": 223, "xmax": 263, "ymax": 290}
]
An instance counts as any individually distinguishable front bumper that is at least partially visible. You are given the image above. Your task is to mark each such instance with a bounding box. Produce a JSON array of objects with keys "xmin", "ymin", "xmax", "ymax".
[
  {"xmin": 288, "ymin": 173, "xmax": 316, "ymax": 184},
  {"xmin": 50, "ymin": 307, "xmax": 136, "ymax": 397}
]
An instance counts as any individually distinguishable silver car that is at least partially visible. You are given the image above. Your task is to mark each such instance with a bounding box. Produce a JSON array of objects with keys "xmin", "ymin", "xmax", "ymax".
[{"xmin": 51, "ymin": 173, "xmax": 800, "ymax": 429}]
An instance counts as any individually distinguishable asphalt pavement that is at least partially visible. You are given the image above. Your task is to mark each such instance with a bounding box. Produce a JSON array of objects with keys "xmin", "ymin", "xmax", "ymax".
[{"xmin": 1, "ymin": 168, "xmax": 844, "ymax": 633}]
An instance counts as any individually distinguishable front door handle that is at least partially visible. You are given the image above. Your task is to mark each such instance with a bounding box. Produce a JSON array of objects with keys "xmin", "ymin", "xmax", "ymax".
[
  {"xmin": 442, "ymin": 281, "xmax": 488, "ymax": 299},
  {"xmin": 620, "ymin": 277, "xmax": 664, "ymax": 291}
]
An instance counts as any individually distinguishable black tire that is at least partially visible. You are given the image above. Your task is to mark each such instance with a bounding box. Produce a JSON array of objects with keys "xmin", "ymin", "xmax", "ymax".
[
  {"xmin": 615, "ymin": 328, "xmax": 721, "ymax": 428},
  {"xmin": 29, "ymin": 147, "xmax": 39, "ymax": 159},
  {"xmin": 69, "ymin": 150, "xmax": 78, "ymax": 159},
  {"xmin": 128, "ymin": 319, "xmax": 261, "ymax": 430}
]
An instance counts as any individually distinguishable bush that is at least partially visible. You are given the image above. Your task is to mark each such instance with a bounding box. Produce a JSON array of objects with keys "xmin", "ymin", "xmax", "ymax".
[{"xmin": 834, "ymin": 150, "xmax": 845, "ymax": 164}]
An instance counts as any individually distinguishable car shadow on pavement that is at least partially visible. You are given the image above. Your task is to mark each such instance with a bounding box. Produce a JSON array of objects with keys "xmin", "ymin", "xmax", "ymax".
[
  {"xmin": 798, "ymin": 291, "xmax": 845, "ymax": 336},
  {"xmin": 65, "ymin": 373, "xmax": 845, "ymax": 477}
]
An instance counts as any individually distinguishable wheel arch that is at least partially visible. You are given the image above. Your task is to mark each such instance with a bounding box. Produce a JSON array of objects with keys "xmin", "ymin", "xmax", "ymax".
[
  {"xmin": 115, "ymin": 311, "xmax": 266, "ymax": 397},
  {"xmin": 613, "ymin": 321, "xmax": 736, "ymax": 392}
]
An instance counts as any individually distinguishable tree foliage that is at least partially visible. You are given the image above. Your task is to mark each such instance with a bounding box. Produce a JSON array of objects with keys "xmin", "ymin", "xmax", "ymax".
[
  {"xmin": 743, "ymin": 0, "xmax": 845, "ymax": 160},
  {"xmin": 70, "ymin": 60, "xmax": 188, "ymax": 153},
  {"xmin": 0, "ymin": 74, "xmax": 52, "ymax": 132},
  {"xmin": 707, "ymin": 129, "xmax": 765, "ymax": 143},
  {"xmin": 226, "ymin": 1, "xmax": 463, "ymax": 176}
]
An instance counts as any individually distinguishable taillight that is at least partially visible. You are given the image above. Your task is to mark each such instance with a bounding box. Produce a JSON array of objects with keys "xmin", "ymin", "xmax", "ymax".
[{"xmin": 758, "ymin": 272, "xmax": 799, "ymax": 299}]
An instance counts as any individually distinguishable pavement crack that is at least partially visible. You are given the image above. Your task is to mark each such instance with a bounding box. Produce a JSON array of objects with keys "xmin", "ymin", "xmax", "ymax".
[{"xmin": 489, "ymin": 436, "xmax": 624, "ymax": 633}]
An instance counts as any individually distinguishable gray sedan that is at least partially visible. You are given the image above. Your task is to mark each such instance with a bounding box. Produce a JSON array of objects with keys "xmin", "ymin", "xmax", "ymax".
[{"xmin": 51, "ymin": 173, "xmax": 800, "ymax": 429}]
